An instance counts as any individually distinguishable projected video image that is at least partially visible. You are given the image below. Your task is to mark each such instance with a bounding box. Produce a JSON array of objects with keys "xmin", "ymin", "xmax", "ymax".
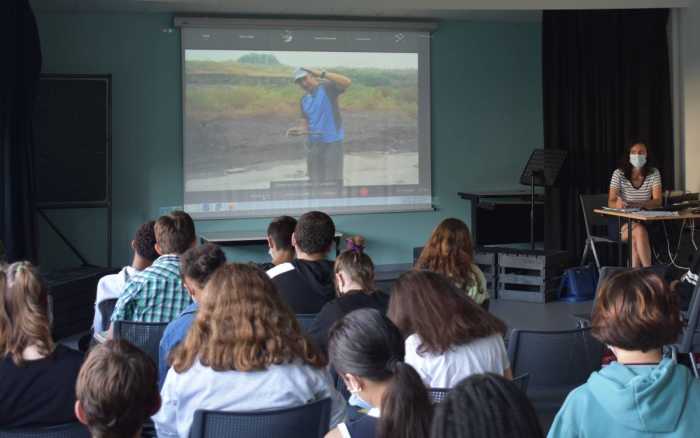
[{"xmin": 184, "ymin": 50, "xmax": 419, "ymax": 193}]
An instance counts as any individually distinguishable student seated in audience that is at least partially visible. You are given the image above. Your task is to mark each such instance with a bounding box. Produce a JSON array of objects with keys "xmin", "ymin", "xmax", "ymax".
[
  {"xmin": 92, "ymin": 220, "xmax": 157, "ymax": 334},
  {"xmin": 308, "ymin": 236, "xmax": 389, "ymax": 355},
  {"xmin": 75, "ymin": 340, "xmax": 160, "ymax": 438},
  {"xmin": 110, "ymin": 211, "xmax": 196, "ymax": 328},
  {"xmin": 416, "ymin": 218, "xmax": 489, "ymax": 308},
  {"xmin": 431, "ymin": 373, "xmax": 544, "ymax": 438},
  {"xmin": 267, "ymin": 210, "xmax": 336, "ymax": 314},
  {"xmin": 153, "ymin": 263, "xmax": 346, "ymax": 438},
  {"xmin": 158, "ymin": 243, "xmax": 226, "ymax": 387},
  {"xmin": 325, "ymin": 308, "xmax": 432, "ymax": 438},
  {"xmin": 259, "ymin": 215, "xmax": 297, "ymax": 271},
  {"xmin": 0, "ymin": 262, "xmax": 84, "ymax": 429},
  {"xmin": 548, "ymin": 270, "xmax": 700, "ymax": 438},
  {"xmin": 388, "ymin": 270, "xmax": 511, "ymax": 388}
]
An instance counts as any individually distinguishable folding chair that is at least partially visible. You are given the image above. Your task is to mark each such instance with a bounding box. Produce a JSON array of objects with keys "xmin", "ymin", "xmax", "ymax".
[
  {"xmin": 112, "ymin": 320, "xmax": 169, "ymax": 365},
  {"xmin": 512, "ymin": 373, "xmax": 530, "ymax": 393},
  {"xmin": 188, "ymin": 398, "xmax": 331, "ymax": 438},
  {"xmin": 428, "ymin": 388, "xmax": 450, "ymax": 404},
  {"xmin": 579, "ymin": 194, "xmax": 626, "ymax": 270},
  {"xmin": 507, "ymin": 327, "xmax": 604, "ymax": 428},
  {"xmin": 97, "ymin": 298, "xmax": 118, "ymax": 331}
]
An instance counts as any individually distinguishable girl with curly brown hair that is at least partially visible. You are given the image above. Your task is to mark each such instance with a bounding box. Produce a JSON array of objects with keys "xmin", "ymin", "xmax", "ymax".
[
  {"xmin": 415, "ymin": 218, "xmax": 489, "ymax": 307},
  {"xmin": 153, "ymin": 263, "xmax": 346, "ymax": 438}
]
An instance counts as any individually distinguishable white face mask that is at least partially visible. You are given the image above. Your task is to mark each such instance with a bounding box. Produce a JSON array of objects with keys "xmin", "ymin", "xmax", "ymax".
[
  {"xmin": 629, "ymin": 154, "xmax": 647, "ymax": 169},
  {"xmin": 268, "ymin": 248, "xmax": 275, "ymax": 260}
]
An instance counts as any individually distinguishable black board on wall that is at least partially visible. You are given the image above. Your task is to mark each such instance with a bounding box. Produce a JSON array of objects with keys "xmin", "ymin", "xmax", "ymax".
[{"xmin": 33, "ymin": 75, "xmax": 111, "ymax": 207}]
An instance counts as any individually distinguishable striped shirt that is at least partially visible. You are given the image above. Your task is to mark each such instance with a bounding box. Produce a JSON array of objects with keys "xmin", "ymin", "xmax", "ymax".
[
  {"xmin": 609, "ymin": 168, "xmax": 662, "ymax": 206},
  {"xmin": 111, "ymin": 255, "xmax": 192, "ymax": 323}
]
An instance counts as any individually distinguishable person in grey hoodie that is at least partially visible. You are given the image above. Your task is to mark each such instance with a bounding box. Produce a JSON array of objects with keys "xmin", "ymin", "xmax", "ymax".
[{"xmin": 548, "ymin": 269, "xmax": 700, "ymax": 438}]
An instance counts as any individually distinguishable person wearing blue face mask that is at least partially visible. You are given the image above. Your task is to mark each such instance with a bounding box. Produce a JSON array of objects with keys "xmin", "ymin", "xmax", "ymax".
[
  {"xmin": 325, "ymin": 309, "xmax": 432, "ymax": 438},
  {"xmin": 608, "ymin": 141, "xmax": 662, "ymax": 267}
]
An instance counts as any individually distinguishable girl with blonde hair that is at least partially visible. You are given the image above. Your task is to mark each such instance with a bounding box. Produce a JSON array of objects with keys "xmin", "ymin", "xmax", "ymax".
[{"xmin": 0, "ymin": 262, "xmax": 84, "ymax": 428}]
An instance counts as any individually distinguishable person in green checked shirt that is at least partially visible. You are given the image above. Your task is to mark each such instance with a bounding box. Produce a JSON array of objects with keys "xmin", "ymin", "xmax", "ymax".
[{"xmin": 102, "ymin": 211, "xmax": 197, "ymax": 340}]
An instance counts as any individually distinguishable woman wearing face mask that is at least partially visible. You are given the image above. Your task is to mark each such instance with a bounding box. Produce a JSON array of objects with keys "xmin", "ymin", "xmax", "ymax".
[{"xmin": 608, "ymin": 141, "xmax": 662, "ymax": 267}]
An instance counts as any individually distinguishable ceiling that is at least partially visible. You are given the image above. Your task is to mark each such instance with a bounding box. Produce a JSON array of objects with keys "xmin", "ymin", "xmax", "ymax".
[{"xmin": 29, "ymin": 0, "xmax": 690, "ymax": 20}]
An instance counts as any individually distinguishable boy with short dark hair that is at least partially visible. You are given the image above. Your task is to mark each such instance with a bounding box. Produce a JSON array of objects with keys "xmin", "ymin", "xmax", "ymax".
[
  {"xmin": 259, "ymin": 215, "xmax": 297, "ymax": 271},
  {"xmin": 110, "ymin": 211, "xmax": 196, "ymax": 325},
  {"xmin": 267, "ymin": 211, "xmax": 336, "ymax": 313},
  {"xmin": 92, "ymin": 220, "xmax": 158, "ymax": 333},
  {"xmin": 75, "ymin": 340, "xmax": 160, "ymax": 438}
]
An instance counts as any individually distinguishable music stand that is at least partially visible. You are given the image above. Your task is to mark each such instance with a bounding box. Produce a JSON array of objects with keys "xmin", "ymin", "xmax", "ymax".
[{"xmin": 520, "ymin": 149, "xmax": 568, "ymax": 249}]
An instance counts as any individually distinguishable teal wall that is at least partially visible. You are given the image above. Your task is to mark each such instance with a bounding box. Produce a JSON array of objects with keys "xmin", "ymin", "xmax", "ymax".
[{"xmin": 34, "ymin": 13, "xmax": 542, "ymax": 270}]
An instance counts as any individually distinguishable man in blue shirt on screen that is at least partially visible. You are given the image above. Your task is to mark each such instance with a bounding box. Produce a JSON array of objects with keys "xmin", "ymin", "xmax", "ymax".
[{"xmin": 287, "ymin": 67, "xmax": 352, "ymax": 185}]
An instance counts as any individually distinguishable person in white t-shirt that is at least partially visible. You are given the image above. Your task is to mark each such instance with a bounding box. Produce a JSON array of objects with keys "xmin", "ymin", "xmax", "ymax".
[
  {"xmin": 91, "ymin": 221, "xmax": 158, "ymax": 333},
  {"xmin": 153, "ymin": 263, "xmax": 346, "ymax": 438},
  {"xmin": 388, "ymin": 270, "xmax": 512, "ymax": 388}
]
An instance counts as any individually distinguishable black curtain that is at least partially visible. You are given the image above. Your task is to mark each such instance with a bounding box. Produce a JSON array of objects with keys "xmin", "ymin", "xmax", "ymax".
[
  {"xmin": 543, "ymin": 9, "xmax": 673, "ymax": 259},
  {"xmin": 0, "ymin": 0, "xmax": 41, "ymax": 262}
]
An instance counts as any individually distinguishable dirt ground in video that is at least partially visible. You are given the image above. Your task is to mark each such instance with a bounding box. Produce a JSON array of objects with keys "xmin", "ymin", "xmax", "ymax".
[{"xmin": 185, "ymin": 110, "xmax": 419, "ymax": 191}]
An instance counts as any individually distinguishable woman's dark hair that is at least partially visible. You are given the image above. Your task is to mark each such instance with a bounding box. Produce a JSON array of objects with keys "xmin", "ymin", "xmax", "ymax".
[
  {"xmin": 619, "ymin": 140, "xmax": 655, "ymax": 181},
  {"xmin": 328, "ymin": 308, "xmax": 432, "ymax": 438},
  {"xmin": 592, "ymin": 269, "xmax": 682, "ymax": 352},
  {"xmin": 431, "ymin": 373, "xmax": 544, "ymax": 438},
  {"xmin": 388, "ymin": 270, "xmax": 506, "ymax": 354},
  {"xmin": 180, "ymin": 243, "xmax": 227, "ymax": 288}
]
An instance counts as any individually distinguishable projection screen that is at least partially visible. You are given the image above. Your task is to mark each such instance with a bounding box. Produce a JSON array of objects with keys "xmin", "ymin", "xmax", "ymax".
[{"xmin": 179, "ymin": 19, "xmax": 433, "ymax": 218}]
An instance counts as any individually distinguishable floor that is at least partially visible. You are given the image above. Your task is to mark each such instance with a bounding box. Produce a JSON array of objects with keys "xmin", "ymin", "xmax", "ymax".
[{"xmin": 491, "ymin": 298, "xmax": 594, "ymax": 332}]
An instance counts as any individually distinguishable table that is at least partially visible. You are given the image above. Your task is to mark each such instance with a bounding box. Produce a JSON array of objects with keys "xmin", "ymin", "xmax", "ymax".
[
  {"xmin": 200, "ymin": 230, "xmax": 344, "ymax": 256},
  {"xmin": 593, "ymin": 209, "xmax": 700, "ymax": 267},
  {"xmin": 458, "ymin": 190, "xmax": 544, "ymax": 246}
]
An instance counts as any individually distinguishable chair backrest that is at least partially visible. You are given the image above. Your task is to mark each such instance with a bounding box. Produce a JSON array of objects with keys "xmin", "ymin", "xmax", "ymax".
[
  {"xmin": 188, "ymin": 398, "xmax": 331, "ymax": 438},
  {"xmin": 113, "ymin": 320, "xmax": 169, "ymax": 365},
  {"xmin": 579, "ymin": 193, "xmax": 611, "ymax": 233},
  {"xmin": 512, "ymin": 373, "xmax": 530, "ymax": 393},
  {"xmin": 0, "ymin": 423, "xmax": 90, "ymax": 438},
  {"xmin": 295, "ymin": 314, "xmax": 317, "ymax": 333},
  {"xmin": 678, "ymin": 281, "xmax": 700, "ymax": 353},
  {"xmin": 97, "ymin": 299, "xmax": 118, "ymax": 331},
  {"xmin": 428, "ymin": 388, "xmax": 450, "ymax": 404},
  {"xmin": 507, "ymin": 327, "xmax": 604, "ymax": 391}
]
